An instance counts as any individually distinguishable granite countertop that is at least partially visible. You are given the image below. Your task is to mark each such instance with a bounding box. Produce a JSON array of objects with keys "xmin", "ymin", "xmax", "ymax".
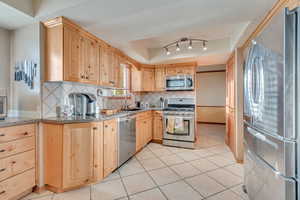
[
  {"xmin": 0, "ymin": 117, "xmax": 39, "ymax": 128},
  {"xmin": 42, "ymin": 108, "xmax": 163, "ymax": 124}
]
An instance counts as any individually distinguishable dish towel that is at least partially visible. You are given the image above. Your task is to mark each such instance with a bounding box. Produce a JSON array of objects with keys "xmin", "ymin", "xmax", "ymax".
[
  {"xmin": 167, "ymin": 116, "xmax": 175, "ymax": 133},
  {"xmin": 174, "ymin": 117, "xmax": 184, "ymax": 132}
]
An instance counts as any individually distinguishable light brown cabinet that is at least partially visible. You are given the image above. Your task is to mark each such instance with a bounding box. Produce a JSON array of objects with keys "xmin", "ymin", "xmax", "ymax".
[
  {"xmin": 153, "ymin": 111, "xmax": 163, "ymax": 141},
  {"xmin": 136, "ymin": 111, "xmax": 153, "ymax": 151},
  {"xmin": 0, "ymin": 124, "xmax": 36, "ymax": 200},
  {"xmin": 131, "ymin": 67, "xmax": 155, "ymax": 92},
  {"xmin": 44, "ymin": 121, "xmax": 110, "ymax": 192},
  {"xmin": 63, "ymin": 123, "xmax": 94, "ymax": 188},
  {"xmin": 165, "ymin": 66, "xmax": 195, "ymax": 76},
  {"xmin": 44, "ymin": 17, "xmax": 123, "ymax": 88},
  {"xmin": 103, "ymin": 119, "xmax": 118, "ymax": 177},
  {"xmin": 155, "ymin": 67, "xmax": 166, "ymax": 91}
]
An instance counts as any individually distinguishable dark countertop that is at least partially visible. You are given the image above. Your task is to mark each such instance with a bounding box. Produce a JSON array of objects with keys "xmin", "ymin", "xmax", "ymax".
[
  {"xmin": 42, "ymin": 108, "xmax": 163, "ymax": 124},
  {"xmin": 0, "ymin": 117, "xmax": 39, "ymax": 128}
]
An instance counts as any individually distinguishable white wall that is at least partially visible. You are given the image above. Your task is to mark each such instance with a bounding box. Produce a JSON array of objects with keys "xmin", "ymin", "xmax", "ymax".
[
  {"xmin": 9, "ymin": 23, "xmax": 41, "ymax": 117},
  {"xmin": 0, "ymin": 27, "xmax": 11, "ymax": 92},
  {"xmin": 196, "ymin": 71, "xmax": 226, "ymax": 106}
]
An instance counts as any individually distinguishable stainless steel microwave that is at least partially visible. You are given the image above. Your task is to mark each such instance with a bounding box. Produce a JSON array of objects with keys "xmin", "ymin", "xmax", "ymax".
[
  {"xmin": 165, "ymin": 75, "xmax": 194, "ymax": 91},
  {"xmin": 0, "ymin": 96, "xmax": 7, "ymax": 120}
]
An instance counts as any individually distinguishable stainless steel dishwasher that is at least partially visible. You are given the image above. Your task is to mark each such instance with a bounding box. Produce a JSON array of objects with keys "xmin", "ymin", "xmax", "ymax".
[{"xmin": 118, "ymin": 114, "xmax": 136, "ymax": 167}]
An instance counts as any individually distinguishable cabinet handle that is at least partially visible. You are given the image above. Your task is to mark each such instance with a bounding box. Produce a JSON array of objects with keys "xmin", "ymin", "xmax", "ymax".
[
  {"xmin": 85, "ymin": 179, "xmax": 89, "ymax": 182},
  {"xmin": 93, "ymin": 127, "xmax": 98, "ymax": 130},
  {"xmin": 0, "ymin": 134, "xmax": 5, "ymax": 137},
  {"xmin": 0, "ymin": 168, "xmax": 6, "ymax": 172},
  {"xmin": 0, "ymin": 149, "xmax": 5, "ymax": 153},
  {"xmin": 11, "ymin": 161, "xmax": 16, "ymax": 164},
  {"xmin": 105, "ymin": 125, "xmax": 108, "ymax": 128},
  {"xmin": 0, "ymin": 191, "xmax": 5, "ymax": 195},
  {"xmin": 23, "ymin": 132, "xmax": 28, "ymax": 136}
]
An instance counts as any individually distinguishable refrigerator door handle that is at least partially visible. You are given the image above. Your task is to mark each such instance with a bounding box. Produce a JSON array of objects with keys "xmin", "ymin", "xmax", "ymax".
[{"xmin": 247, "ymin": 127, "xmax": 279, "ymax": 149}]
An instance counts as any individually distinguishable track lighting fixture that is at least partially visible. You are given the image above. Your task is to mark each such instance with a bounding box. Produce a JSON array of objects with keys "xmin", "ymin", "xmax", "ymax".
[{"xmin": 163, "ymin": 37, "xmax": 208, "ymax": 55}]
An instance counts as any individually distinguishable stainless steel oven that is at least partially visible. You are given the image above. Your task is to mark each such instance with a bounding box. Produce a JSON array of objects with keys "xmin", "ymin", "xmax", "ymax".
[
  {"xmin": 0, "ymin": 91, "xmax": 7, "ymax": 120},
  {"xmin": 165, "ymin": 75, "xmax": 194, "ymax": 91},
  {"xmin": 163, "ymin": 98, "xmax": 195, "ymax": 148}
]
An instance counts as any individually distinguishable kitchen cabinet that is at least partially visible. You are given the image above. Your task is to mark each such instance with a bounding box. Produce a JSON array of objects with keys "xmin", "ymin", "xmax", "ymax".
[
  {"xmin": 44, "ymin": 17, "xmax": 124, "ymax": 88},
  {"xmin": 136, "ymin": 111, "xmax": 153, "ymax": 151},
  {"xmin": 44, "ymin": 121, "xmax": 106, "ymax": 192},
  {"xmin": 165, "ymin": 66, "xmax": 195, "ymax": 76},
  {"xmin": 80, "ymin": 35, "xmax": 99, "ymax": 84},
  {"xmin": 93, "ymin": 122, "xmax": 104, "ymax": 182},
  {"xmin": 131, "ymin": 67, "xmax": 155, "ymax": 92},
  {"xmin": 153, "ymin": 111, "xmax": 163, "ymax": 142},
  {"xmin": 225, "ymin": 53, "xmax": 236, "ymax": 157},
  {"xmin": 155, "ymin": 66, "xmax": 166, "ymax": 91},
  {"xmin": 0, "ymin": 124, "xmax": 36, "ymax": 200},
  {"xmin": 142, "ymin": 68, "xmax": 155, "ymax": 91},
  {"xmin": 103, "ymin": 119, "xmax": 118, "ymax": 177},
  {"xmin": 63, "ymin": 123, "xmax": 94, "ymax": 188}
]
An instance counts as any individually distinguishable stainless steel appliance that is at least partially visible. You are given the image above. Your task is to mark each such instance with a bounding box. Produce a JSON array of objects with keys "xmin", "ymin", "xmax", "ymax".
[
  {"xmin": 118, "ymin": 114, "xmax": 136, "ymax": 167},
  {"xmin": 243, "ymin": 7, "xmax": 299, "ymax": 200},
  {"xmin": 163, "ymin": 98, "xmax": 195, "ymax": 148},
  {"xmin": 69, "ymin": 93, "xmax": 97, "ymax": 116},
  {"xmin": 0, "ymin": 95, "xmax": 7, "ymax": 120},
  {"xmin": 165, "ymin": 75, "xmax": 194, "ymax": 91}
]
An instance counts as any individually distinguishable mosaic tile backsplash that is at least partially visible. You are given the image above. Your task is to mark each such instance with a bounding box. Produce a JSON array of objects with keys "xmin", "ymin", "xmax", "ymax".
[{"xmin": 42, "ymin": 82, "xmax": 195, "ymax": 118}]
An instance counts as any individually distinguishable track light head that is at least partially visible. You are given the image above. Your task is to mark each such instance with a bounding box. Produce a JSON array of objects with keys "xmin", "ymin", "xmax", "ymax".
[
  {"xmin": 188, "ymin": 40, "xmax": 192, "ymax": 50},
  {"xmin": 176, "ymin": 43, "xmax": 180, "ymax": 51}
]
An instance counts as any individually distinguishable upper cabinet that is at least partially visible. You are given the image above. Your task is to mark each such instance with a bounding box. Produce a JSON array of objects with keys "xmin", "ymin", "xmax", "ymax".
[
  {"xmin": 44, "ymin": 17, "xmax": 130, "ymax": 88},
  {"xmin": 154, "ymin": 66, "xmax": 166, "ymax": 91},
  {"xmin": 165, "ymin": 65, "xmax": 195, "ymax": 76}
]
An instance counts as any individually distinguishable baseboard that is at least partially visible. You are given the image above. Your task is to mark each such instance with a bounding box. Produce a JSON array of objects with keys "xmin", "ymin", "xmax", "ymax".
[
  {"xmin": 33, "ymin": 185, "xmax": 46, "ymax": 194},
  {"xmin": 151, "ymin": 139, "xmax": 163, "ymax": 144},
  {"xmin": 197, "ymin": 122, "xmax": 226, "ymax": 125}
]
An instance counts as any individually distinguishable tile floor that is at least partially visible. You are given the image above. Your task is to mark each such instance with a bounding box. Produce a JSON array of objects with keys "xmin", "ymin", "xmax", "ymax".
[{"xmin": 22, "ymin": 124, "xmax": 248, "ymax": 200}]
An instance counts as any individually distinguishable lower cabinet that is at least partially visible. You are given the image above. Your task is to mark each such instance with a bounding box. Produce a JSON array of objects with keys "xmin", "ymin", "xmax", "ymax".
[
  {"xmin": 0, "ymin": 123, "xmax": 36, "ymax": 200},
  {"xmin": 103, "ymin": 119, "xmax": 118, "ymax": 177},
  {"xmin": 153, "ymin": 111, "xmax": 163, "ymax": 141},
  {"xmin": 136, "ymin": 111, "xmax": 153, "ymax": 151},
  {"xmin": 44, "ymin": 119, "xmax": 117, "ymax": 192}
]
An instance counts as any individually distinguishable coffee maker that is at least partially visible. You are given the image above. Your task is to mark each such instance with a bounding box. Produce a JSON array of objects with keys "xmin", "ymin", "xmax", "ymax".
[{"xmin": 68, "ymin": 93, "xmax": 97, "ymax": 116}]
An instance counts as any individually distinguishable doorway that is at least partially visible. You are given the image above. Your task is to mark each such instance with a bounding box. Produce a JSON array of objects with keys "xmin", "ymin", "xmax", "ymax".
[{"xmin": 194, "ymin": 66, "xmax": 226, "ymax": 149}]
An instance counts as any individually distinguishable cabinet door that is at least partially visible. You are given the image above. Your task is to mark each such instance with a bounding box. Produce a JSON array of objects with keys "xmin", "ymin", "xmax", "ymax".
[
  {"xmin": 63, "ymin": 26, "xmax": 82, "ymax": 82},
  {"xmin": 155, "ymin": 67, "xmax": 165, "ymax": 91},
  {"xmin": 142, "ymin": 68, "xmax": 155, "ymax": 91},
  {"xmin": 166, "ymin": 67, "xmax": 177, "ymax": 76},
  {"xmin": 181, "ymin": 67, "xmax": 195, "ymax": 75},
  {"xmin": 145, "ymin": 117, "xmax": 153, "ymax": 144},
  {"xmin": 99, "ymin": 46, "xmax": 110, "ymax": 86},
  {"xmin": 85, "ymin": 38, "xmax": 99, "ymax": 84},
  {"xmin": 103, "ymin": 119, "xmax": 118, "ymax": 177},
  {"xmin": 136, "ymin": 119, "xmax": 144, "ymax": 151},
  {"xmin": 92, "ymin": 122, "xmax": 104, "ymax": 182},
  {"xmin": 131, "ymin": 69, "xmax": 142, "ymax": 92},
  {"xmin": 153, "ymin": 113, "xmax": 163, "ymax": 140},
  {"xmin": 63, "ymin": 123, "xmax": 94, "ymax": 188}
]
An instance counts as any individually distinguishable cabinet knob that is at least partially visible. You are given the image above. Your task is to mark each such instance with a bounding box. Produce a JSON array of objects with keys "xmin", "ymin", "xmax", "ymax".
[
  {"xmin": 0, "ymin": 168, "xmax": 6, "ymax": 172},
  {"xmin": 93, "ymin": 127, "xmax": 98, "ymax": 130},
  {"xmin": 0, "ymin": 134, "xmax": 5, "ymax": 137},
  {"xmin": 0, "ymin": 191, "xmax": 5, "ymax": 195},
  {"xmin": 23, "ymin": 132, "xmax": 28, "ymax": 136},
  {"xmin": 0, "ymin": 149, "xmax": 5, "ymax": 153},
  {"xmin": 105, "ymin": 125, "xmax": 108, "ymax": 128}
]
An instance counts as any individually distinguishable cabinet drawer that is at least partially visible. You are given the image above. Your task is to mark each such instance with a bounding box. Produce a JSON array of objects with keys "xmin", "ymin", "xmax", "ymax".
[
  {"xmin": 0, "ymin": 124, "xmax": 35, "ymax": 143},
  {"xmin": 0, "ymin": 169, "xmax": 35, "ymax": 200},
  {"xmin": 0, "ymin": 150, "xmax": 35, "ymax": 181},
  {"xmin": 0, "ymin": 137, "xmax": 35, "ymax": 159}
]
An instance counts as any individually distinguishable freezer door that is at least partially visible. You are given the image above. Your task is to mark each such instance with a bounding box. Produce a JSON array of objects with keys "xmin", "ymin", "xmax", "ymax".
[
  {"xmin": 244, "ymin": 149, "xmax": 296, "ymax": 200},
  {"xmin": 245, "ymin": 123, "xmax": 296, "ymax": 177}
]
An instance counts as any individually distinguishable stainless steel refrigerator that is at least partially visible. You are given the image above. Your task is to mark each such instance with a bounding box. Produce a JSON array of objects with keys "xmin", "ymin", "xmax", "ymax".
[{"xmin": 243, "ymin": 7, "xmax": 299, "ymax": 200}]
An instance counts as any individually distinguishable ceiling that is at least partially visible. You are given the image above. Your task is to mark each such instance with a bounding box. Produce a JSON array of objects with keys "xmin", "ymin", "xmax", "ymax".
[{"xmin": 0, "ymin": 0, "xmax": 277, "ymax": 65}]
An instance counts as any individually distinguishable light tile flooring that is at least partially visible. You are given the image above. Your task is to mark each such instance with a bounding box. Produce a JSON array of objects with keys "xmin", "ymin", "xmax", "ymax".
[{"xmin": 22, "ymin": 124, "xmax": 248, "ymax": 200}]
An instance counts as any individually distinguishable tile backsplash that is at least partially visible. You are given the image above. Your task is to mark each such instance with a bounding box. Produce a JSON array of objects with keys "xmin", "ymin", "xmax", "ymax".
[
  {"xmin": 42, "ymin": 82, "xmax": 135, "ymax": 118},
  {"xmin": 42, "ymin": 81, "xmax": 195, "ymax": 118},
  {"xmin": 139, "ymin": 91, "xmax": 195, "ymax": 107}
]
